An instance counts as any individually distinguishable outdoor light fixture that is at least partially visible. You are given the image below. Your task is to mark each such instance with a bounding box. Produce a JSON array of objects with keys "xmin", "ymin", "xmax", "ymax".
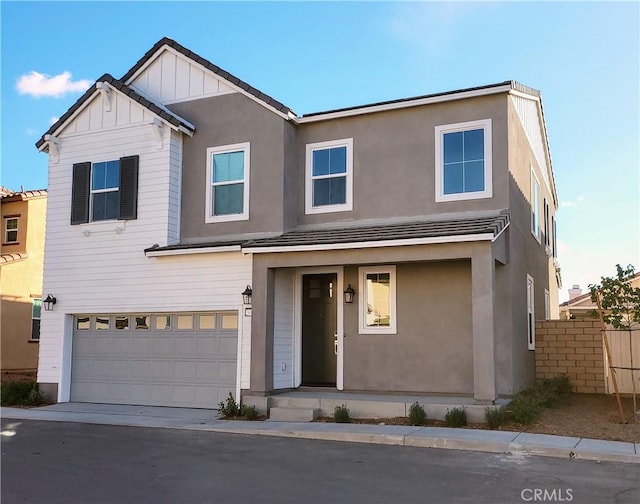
[
  {"xmin": 43, "ymin": 294, "xmax": 57, "ymax": 311},
  {"xmin": 343, "ymin": 284, "xmax": 355, "ymax": 304},
  {"xmin": 242, "ymin": 285, "xmax": 253, "ymax": 305}
]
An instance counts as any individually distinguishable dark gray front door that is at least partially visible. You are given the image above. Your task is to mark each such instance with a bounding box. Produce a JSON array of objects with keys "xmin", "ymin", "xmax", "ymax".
[{"xmin": 302, "ymin": 274, "xmax": 337, "ymax": 386}]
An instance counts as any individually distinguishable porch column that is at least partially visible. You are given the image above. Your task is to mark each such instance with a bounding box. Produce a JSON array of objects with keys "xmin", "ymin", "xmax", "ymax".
[
  {"xmin": 249, "ymin": 262, "xmax": 275, "ymax": 394},
  {"xmin": 471, "ymin": 247, "xmax": 497, "ymax": 402}
]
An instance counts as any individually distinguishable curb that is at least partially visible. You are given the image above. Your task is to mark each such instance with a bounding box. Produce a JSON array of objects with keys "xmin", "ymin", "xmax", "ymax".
[{"xmin": 2, "ymin": 408, "xmax": 638, "ymax": 464}]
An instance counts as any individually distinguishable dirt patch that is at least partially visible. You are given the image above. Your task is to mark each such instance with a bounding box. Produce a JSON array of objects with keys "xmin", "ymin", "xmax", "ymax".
[
  {"xmin": 316, "ymin": 394, "xmax": 640, "ymax": 443},
  {"xmin": 517, "ymin": 394, "xmax": 640, "ymax": 443}
]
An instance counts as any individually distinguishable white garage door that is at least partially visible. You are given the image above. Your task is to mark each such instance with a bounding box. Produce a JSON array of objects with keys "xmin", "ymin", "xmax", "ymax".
[{"xmin": 71, "ymin": 312, "xmax": 238, "ymax": 408}]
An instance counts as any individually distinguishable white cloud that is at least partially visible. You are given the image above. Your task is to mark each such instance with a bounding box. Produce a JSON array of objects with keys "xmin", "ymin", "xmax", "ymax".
[
  {"xmin": 49, "ymin": 116, "xmax": 59, "ymax": 125},
  {"xmin": 25, "ymin": 127, "xmax": 38, "ymax": 137},
  {"xmin": 16, "ymin": 71, "xmax": 91, "ymax": 98},
  {"xmin": 560, "ymin": 195, "xmax": 585, "ymax": 208}
]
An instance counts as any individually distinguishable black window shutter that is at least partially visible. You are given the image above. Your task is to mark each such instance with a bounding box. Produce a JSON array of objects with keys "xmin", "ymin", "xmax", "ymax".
[
  {"xmin": 119, "ymin": 155, "xmax": 139, "ymax": 220},
  {"xmin": 71, "ymin": 162, "xmax": 91, "ymax": 225}
]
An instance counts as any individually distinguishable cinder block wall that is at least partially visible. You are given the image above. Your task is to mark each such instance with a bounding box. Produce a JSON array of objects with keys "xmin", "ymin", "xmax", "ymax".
[{"xmin": 535, "ymin": 320, "xmax": 606, "ymax": 394}]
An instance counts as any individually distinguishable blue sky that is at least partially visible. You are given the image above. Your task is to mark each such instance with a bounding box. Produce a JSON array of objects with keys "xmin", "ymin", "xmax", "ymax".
[{"xmin": 1, "ymin": 1, "xmax": 638, "ymax": 300}]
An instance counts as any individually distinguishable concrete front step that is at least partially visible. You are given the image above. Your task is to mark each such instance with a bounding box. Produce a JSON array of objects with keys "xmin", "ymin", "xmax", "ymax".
[
  {"xmin": 243, "ymin": 394, "xmax": 505, "ymax": 423},
  {"xmin": 268, "ymin": 406, "xmax": 321, "ymax": 422}
]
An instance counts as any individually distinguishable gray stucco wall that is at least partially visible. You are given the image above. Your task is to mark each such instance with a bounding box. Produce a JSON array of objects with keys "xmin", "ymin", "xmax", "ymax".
[
  {"xmin": 343, "ymin": 260, "xmax": 473, "ymax": 394},
  {"xmin": 168, "ymin": 94, "xmax": 288, "ymax": 242},
  {"xmin": 296, "ymin": 94, "xmax": 510, "ymax": 226},
  {"xmin": 505, "ymin": 98, "xmax": 559, "ymax": 393}
]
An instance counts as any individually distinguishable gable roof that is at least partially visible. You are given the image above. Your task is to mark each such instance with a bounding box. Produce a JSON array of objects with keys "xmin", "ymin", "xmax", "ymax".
[
  {"xmin": 35, "ymin": 74, "xmax": 195, "ymax": 151},
  {"xmin": 121, "ymin": 37, "xmax": 293, "ymax": 117}
]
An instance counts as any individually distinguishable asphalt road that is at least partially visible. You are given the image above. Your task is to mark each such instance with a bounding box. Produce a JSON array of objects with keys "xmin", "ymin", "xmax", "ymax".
[{"xmin": 1, "ymin": 419, "xmax": 638, "ymax": 504}]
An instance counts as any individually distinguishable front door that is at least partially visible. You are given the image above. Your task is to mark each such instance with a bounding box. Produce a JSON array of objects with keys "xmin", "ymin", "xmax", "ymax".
[{"xmin": 302, "ymin": 274, "xmax": 337, "ymax": 386}]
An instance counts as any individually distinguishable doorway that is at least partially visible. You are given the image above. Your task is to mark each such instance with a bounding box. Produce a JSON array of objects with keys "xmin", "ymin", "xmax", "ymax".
[{"xmin": 301, "ymin": 273, "xmax": 338, "ymax": 387}]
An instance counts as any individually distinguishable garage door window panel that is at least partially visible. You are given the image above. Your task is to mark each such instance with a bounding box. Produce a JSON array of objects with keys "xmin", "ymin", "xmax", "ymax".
[
  {"xmin": 221, "ymin": 313, "xmax": 238, "ymax": 330},
  {"xmin": 135, "ymin": 316, "xmax": 150, "ymax": 330},
  {"xmin": 198, "ymin": 315, "xmax": 216, "ymax": 330},
  {"xmin": 177, "ymin": 315, "xmax": 193, "ymax": 330},
  {"xmin": 95, "ymin": 316, "xmax": 110, "ymax": 330},
  {"xmin": 77, "ymin": 316, "xmax": 90, "ymax": 330},
  {"xmin": 115, "ymin": 316, "xmax": 129, "ymax": 330},
  {"xmin": 154, "ymin": 315, "xmax": 171, "ymax": 330}
]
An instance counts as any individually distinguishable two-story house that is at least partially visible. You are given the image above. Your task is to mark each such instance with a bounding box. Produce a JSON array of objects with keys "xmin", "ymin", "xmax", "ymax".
[
  {"xmin": 1, "ymin": 188, "xmax": 47, "ymax": 377},
  {"xmin": 35, "ymin": 38, "xmax": 559, "ymax": 415}
]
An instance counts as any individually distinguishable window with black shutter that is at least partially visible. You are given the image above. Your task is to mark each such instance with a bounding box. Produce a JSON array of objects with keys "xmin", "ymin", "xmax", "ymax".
[{"xmin": 70, "ymin": 156, "xmax": 139, "ymax": 224}]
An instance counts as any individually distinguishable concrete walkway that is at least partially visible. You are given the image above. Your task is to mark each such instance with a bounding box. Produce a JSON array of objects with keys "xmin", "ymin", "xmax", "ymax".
[{"xmin": 2, "ymin": 403, "xmax": 638, "ymax": 464}]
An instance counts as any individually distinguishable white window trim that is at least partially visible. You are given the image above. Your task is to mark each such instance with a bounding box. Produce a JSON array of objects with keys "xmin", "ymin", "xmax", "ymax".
[
  {"xmin": 531, "ymin": 168, "xmax": 541, "ymax": 243},
  {"xmin": 205, "ymin": 142, "xmax": 250, "ymax": 223},
  {"xmin": 4, "ymin": 217, "xmax": 18, "ymax": 243},
  {"xmin": 358, "ymin": 265, "xmax": 397, "ymax": 335},
  {"xmin": 527, "ymin": 274, "xmax": 535, "ymax": 350},
  {"xmin": 305, "ymin": 138, "xmax": 353, "ymax": 214},
  {"xmin": 435, "ymin": 118, "xmax": 493, "ymax": 202}
]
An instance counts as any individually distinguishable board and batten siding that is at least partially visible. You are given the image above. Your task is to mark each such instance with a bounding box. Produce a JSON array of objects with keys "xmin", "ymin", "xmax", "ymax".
[
  {"xmin": 129, "ymin": 47, "xmax": 236, "ymax": 105},
  {"xmin": 273, "ymin": 269, "xmax": 295, "ymax": 389},
  {"xmin": 510, "ymin": 95, "xmax": 552, "ymax": 191},
  {"xmin": 38, "ymin": 96, "xmax": 252, "ymax": 401}
]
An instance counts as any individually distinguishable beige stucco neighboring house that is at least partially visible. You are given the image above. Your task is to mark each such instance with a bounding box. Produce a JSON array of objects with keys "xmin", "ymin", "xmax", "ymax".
[
  {"xmin": 560, "ymin": 273, "xmax": 640, "ymax": 320},
  {"xmin": 1, "ymin": 188, "xmax": 47, "ymax": 376}
]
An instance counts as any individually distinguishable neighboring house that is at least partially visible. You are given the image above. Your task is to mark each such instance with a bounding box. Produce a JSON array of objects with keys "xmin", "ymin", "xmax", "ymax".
[
  {"xmin": 560, "ymin": 274, "xmax": 640, "ymax": 319},
  {"xmin": 560, "ymin": 274, "xmax": 640, "ymax": 394},
  {"xmin": 35, "ymin": 37, "xmax": 560, "ymax": 409},
  {"xmin": 0, "ymin": 188, "xmax": 47, "ymax": 376}
]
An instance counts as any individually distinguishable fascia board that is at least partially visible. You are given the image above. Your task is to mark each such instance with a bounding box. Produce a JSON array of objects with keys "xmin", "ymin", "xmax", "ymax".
[
  {"xmin": 293, "ymin": 85, "xmax": 512, "ymax": 124},
  {"xmin": 243, "ymin": 233, "xmax": 494, "ymax": 254},
  {"xmin": 145, "ymin": 245, "xmax": 242, "ymax": 257}
]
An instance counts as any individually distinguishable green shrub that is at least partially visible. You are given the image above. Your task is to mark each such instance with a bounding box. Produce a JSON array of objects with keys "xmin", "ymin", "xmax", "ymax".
[
  {"xmin": 218, "ymin": 393, "xmax": 260, "ymax": 420},
  {"xmin": 485, "ymin": 406, "xmax": 509, "ymax": 428},
  {"xmin": 333, "ymin": 404, "xmax": 351, "ymax": 423},
  {"xmin": 507, "ymin": 394, "xmax": 543, "ymax": 425},
  {"xmin": 1, "ymin": 381, "xmax": 44, "ymax": 406},
  {"xmin": 240, "ymin": 404, "xmax": 258, "ymax": 421},
  {"xmin": 218, "ymin": 392, "xmax": 241, "ymax": 418},
  {"xmin": 445, "ymin": 407, "xmax": 467, "ymax": 427},
  {"xmin": 408, "ymin": 402, "xmax": 427, "ymax": 426}
]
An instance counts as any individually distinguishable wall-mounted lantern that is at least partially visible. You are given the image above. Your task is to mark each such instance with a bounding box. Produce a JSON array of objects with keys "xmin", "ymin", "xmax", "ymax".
[
  {"xmin": 343, "ymin": 284, "xmax": 355, "ymax": 304},
  {"xmin": 242, "ymin": 285, "xmax": 253, "ymax": 306},
  {"xmin": 43, "ymin": 294, "xmax": 57, "ymax": 311}
]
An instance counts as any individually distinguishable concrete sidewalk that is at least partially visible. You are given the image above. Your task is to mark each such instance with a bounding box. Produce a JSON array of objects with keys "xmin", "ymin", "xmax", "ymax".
[{"xmin": 2, "ymin": 403, "xmax": 638, "ymax": 464}]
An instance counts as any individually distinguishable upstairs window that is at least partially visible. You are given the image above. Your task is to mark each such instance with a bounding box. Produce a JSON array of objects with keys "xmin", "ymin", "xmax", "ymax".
[
  {"xmin": 91, "ymin": 160, "xmax": 120, "ymax": 221},
  {"xmin": 435, "ymin": 119, "xmax": 492, "ymax": 202},
  {"xmin": 206, "ymin": 143, "xmax": 250, "ymax": 223},
  {"xmin": 4, "ymin": 217, "xmax": 18, "ymax": 243},
  {"xmin": 531, "ymin": 169, "xmax": 541, "ymax": 242},
  {"xmin": 71, "ymin": 156, "xmax": 139, "ymax": 225},
  {"xmin": 305, "ymin": 138, "xmax": 353, "ymax": 214}
]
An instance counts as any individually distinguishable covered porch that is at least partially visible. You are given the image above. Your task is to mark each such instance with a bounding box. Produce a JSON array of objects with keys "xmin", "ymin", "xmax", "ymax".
[{"xmin": 243, "ymin": 214, "xmax": 510, "ymax": 408}]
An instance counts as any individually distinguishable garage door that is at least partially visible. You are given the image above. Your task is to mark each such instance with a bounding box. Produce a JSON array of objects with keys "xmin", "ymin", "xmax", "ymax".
[{"xmin": 71, "ymin": 312, "xmax": 238, "ymax": 408}]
